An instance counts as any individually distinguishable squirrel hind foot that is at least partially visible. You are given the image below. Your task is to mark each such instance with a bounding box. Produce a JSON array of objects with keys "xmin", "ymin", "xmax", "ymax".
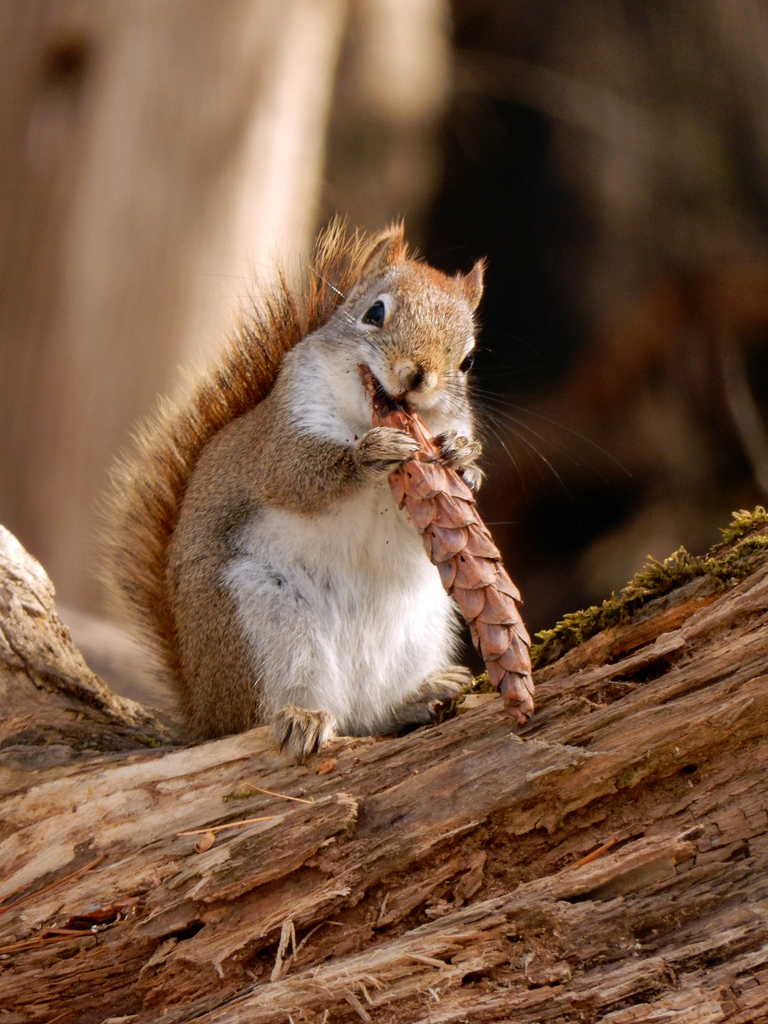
[
  {"xmin": 375, "ymin": 665, "xmax": 474, "ymax": 735},
  {"xmin": 272, "ymin": 705, "xmax": 338, "ymax": 763}
]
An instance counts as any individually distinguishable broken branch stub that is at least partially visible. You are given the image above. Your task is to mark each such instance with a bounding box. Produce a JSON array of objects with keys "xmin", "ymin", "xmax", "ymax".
[{"xmin": 361, "ymin": 366, "xmax": 534, "ymax": 722}]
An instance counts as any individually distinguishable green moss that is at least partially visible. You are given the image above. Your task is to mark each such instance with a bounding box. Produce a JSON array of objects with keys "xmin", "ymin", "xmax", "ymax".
[
  {"xmin": 224, "ymin": 788, "xmax": 267, "ymax": 802},
  {"xmin": 714, "ymin": 505, "xmax": 768, "ymax": 546},
  {"xmin": 133, "ymin": 733, "xmax": 164, "ymax": 748},
  {"xmin": 531, "ymin": 506, "xmax": 768, "ymax": 668}
]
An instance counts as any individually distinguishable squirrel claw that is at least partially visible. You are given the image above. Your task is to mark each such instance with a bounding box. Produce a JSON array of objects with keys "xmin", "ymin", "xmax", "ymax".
[
  {"xmin": 435, "ymin": 431, "xmax": 484, "ymax": 491},
  {"xmin": 272, "ymin": 705, "xmax": 338, "ymax": 763},
  {"xmin": 374, "ymin": 665, "xmax": 473, "ymax": 734}
]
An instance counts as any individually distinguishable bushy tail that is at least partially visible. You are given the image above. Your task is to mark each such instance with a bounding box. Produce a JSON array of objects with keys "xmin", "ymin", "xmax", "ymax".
[{"xmin": 99, "ymin": 220, "xmax": 378, "ymax": 687}]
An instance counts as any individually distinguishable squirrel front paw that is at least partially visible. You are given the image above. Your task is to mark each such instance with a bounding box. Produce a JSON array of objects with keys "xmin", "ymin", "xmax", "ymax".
[
  {"xmin": 357, "ymin": 426, "xmax": 420, "ymax": 477},
  {"xmin": 272, "ymin": 705, "xmax": 338, "ymax": 762},
  {"xmin": 435, "ymin": 430, "xmax": 484, "ymax": 491}
]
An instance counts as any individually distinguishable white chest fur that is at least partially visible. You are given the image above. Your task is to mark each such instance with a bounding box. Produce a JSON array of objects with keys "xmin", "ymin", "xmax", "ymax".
[{"xmin": 224, "ymin": 479, "xmax": 460, "ymax": 734}]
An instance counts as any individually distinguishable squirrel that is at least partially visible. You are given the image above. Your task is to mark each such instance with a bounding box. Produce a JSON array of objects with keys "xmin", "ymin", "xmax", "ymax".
[{"xmin": 101, "ymin": 222, "xmax": 486, "ymax": 760}]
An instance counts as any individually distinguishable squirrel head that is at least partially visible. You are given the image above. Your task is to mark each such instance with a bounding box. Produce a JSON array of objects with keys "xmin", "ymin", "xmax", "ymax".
[{"xmin": 331, "ymin": 224, "xmax": 485, "ymax": 424}]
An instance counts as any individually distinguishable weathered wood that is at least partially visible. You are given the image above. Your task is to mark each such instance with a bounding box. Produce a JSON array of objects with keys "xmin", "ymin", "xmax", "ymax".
[
  {"xmin": 0, "ymin": 525, "xmax": 172, "ymax": 778},
  {"xmin": 2, "ymin": 521, "xmax": 768, "ymax": 1022}
]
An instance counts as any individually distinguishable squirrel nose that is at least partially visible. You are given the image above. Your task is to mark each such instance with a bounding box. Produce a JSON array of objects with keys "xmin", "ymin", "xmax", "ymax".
[{"xmin": 394, "ymin": 360, "xmax": 425, "ymax": 393}]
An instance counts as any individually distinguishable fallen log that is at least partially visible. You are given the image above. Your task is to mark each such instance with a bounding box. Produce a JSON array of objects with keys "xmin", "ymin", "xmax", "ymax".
[{"xmin": 1, "ymin": 512, "xmax": 768, "ymax": 1023}]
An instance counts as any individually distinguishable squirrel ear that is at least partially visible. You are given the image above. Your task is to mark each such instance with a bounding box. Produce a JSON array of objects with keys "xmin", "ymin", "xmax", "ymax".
[
  {"xmin": 457, "ymin": 258, "xmax": 485, "ymax": 313},
  {"xmin": 355, "ymin": 223, "xmax": 408, "ymax": 287}
]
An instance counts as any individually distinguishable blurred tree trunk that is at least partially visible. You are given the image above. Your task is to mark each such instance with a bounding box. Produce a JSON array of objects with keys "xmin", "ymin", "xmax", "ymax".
[{"xmin": 0, "ymin": 0, "xmax": 347, "ymax": 611}]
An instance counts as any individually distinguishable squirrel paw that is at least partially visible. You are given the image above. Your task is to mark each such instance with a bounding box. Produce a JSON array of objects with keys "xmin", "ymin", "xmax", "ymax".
[
  {"xmin": 435, "ymin": 430, "xmax": 484, "ymax": 491},
  {"xmin": 272, "ymin": 705, "xmax": 338, "ymax": 762},
  {"xmin": 375, "ymin": 665, "xmax": 473, "ymax": 734},
  {"xmin": 357, "ymin": 426, "xmax": 420, "ymax": 477}
]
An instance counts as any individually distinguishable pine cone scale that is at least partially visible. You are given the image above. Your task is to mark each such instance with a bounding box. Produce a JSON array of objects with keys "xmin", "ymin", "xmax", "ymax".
[
  {"xmin": 404, "ymin": 495, "xmax": 437, "ymax": 530},
  {"xmin": 476, "ymin": 585, "xmax": 520, "ymax": 624},
  {"xmin": 430, "ymin": 495, "xmax": 476, "ymax": 530},
  {"xmin": 500, "ymin": 674, "xmax": 535, "ymax": 715},
  {"xmin": 429, "ymin": 524, "xmax": 470, "ymax": 562},
  {"xmin": 453, "ymin": 585, "xmax": 487, "ymax": 620},
  {"xmin": 389, "ymin": 468, "xmax": 406, "ymax": 506},
  {"xmin": 437, "ymin": 559, "xmax": 458, "ymax": 590},
  {"xmin": 453, "ymin": 552, "xmax": 499, "ymax": 590},
  {"xmin": 474, "ymin": 620, "xmax": 511, "ymax": 657},
  {"xmin": 499, "ymin": 642, "xmax": 531, "ymax": 673},
  {"xmin": 464, "ymin": 524, "xmax": 502, "ymax": 559},
  {"xmin": 493, "ymin": 568, "xmax": 523, "ymax": 602},
  {"xmin": 408, "ymin": 461, "xmax": 447, "ymax": 500}
]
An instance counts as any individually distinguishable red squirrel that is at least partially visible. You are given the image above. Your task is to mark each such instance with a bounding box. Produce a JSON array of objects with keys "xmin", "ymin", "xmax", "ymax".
[{"xmin": 101, "ymin": 223, "xmax": 485, "ymax": 759}]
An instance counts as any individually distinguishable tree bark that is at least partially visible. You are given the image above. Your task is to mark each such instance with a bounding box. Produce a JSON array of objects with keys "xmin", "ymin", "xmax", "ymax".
[{"xmin": 1, "ymin": 518, "xmax": 768, "ymax": 1023}]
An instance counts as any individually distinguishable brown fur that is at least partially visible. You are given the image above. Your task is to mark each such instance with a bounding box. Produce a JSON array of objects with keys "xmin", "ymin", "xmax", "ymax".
[{"xmin": 99, "ymin": 221, "xmax": 406, "ymax": 724}]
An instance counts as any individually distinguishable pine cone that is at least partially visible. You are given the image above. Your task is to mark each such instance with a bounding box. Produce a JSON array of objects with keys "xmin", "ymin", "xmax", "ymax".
[{"xmin": 360, "ymin": 367, "xmax": 534, "ymax": 723}]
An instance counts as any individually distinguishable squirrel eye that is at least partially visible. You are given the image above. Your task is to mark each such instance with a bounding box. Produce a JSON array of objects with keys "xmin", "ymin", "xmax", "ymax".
[
  {"xmin": 361, "ymin": 300, "xmax": 386, "ymax": 327},
  {"xmin": 459, "ymin": 351, "xmax": 475, "ymax": 373}
]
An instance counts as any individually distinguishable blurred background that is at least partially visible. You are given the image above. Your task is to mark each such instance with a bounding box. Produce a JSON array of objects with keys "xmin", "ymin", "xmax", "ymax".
[{"xmin": 2, "ymin": 0, "xmax": 768, "ymax": 695}]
